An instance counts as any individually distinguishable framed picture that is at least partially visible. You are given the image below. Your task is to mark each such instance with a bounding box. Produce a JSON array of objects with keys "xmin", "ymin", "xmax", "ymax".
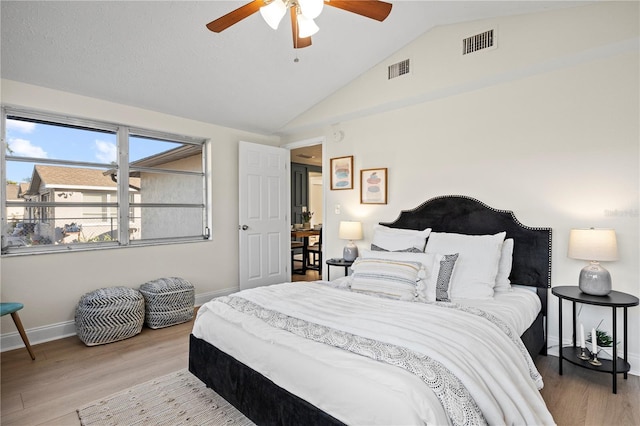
[
  {"xmin": 330, "ymin": 156, "xmax": 354, "ymax": 190},
  {"xmin": 360, "ymin": 168, "xmax": 387, "ymax": 204}
]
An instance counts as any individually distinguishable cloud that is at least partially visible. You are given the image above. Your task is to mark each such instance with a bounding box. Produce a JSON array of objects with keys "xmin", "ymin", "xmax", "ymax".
[
  {"xmin": 95, "ymin": 140, "xmax": 117, "ymax": 163},
  {"xmin": 8, "ymin": 138, "xmax": 48, "ymax": 158},
  {"xmin": 6, "ymin": 119, "xmax": 36, "ymax": 134}
]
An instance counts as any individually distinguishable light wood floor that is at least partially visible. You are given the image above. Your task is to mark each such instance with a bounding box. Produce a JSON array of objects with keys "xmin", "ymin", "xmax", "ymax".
[
  {"xmin": 1, "ymin": 318, "xmax": 193, "ymax": 426},
  {"xmin": 2, "ymin": 306, "xmax": 638, "ymax": 425},
  {"xmin": 291, "ymin": 268, "xmax": 321, "ymax": 282}
]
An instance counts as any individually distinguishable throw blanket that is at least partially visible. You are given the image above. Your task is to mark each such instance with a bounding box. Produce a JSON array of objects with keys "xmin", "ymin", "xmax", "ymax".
[
  {"xmin": 197, "ymin": 282, "xmax": 555, "ymax": 425},
  {"xmin": 220, "ymin": 295, "xmax": 486, "ymax": 426}
]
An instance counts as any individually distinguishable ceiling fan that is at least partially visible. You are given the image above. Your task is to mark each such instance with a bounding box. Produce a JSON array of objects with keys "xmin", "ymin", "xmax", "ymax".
[{"xmin": 206, "ymin": 0, "xmax": 393, "ymax": 49}]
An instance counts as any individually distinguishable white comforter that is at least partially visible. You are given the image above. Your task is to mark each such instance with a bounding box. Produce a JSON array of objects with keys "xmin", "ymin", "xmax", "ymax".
[{"xmin": 192, "ymin": 282, "xmax": 554, "ymax": 426}]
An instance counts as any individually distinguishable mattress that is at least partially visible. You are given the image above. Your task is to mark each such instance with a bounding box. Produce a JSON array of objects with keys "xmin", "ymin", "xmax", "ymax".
[
  {"xmin": 453, "ymin": 285, "xmax": 541, "ymax": 336},
  {"xmin": 192, "ymin": 281, "xmax": 552, "ymax": 425}
]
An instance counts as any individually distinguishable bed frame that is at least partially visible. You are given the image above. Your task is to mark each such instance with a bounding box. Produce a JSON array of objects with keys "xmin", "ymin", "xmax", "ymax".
[{"xmin": 189, "ymin": 195, "xmax": 552, "ymax": 426}]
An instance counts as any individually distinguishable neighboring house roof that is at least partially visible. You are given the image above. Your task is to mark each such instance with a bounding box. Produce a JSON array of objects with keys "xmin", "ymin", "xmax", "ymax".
[
  {"xmin": 26, "ymin": 165, "xmax": 140, "ymax": 194},
  {"xmin": 5, "ymin": 184, "xmax": 20, "ymax": 200},
  {"xmin": 19, "ymin": 182, "xmax": 30, "ymax": 195},
  {"xmin": 131, "ymin": 144, "xmax": 202, "ymax": 169}
]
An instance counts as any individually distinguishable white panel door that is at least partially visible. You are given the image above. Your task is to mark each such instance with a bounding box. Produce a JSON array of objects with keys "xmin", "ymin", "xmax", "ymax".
[{"xmin": 239, "ymin": 141, "xmax": 289, "ymax": 290}]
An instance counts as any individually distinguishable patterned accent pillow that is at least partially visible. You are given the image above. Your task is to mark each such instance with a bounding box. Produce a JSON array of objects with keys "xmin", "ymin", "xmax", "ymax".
[
  {"xmin": 435, "ymin": 254, "xmax": 459, "ymax": 302},
  {"xmin": 350, "ymin": 258, "xmax": 424, "ymax": 301},
  {"xmin": 371, "ymin": 225, "xmax": 431, "ymax": 252},
  {"xmin": 371, "ymin": 244, "xmax": 423, "ymax": 253}
]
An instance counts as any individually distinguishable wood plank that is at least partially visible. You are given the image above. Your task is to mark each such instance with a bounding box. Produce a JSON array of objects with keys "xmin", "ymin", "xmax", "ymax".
[
  {"xmin": 2, "ymin": 313, "xmax": 196, "ymax": 426},
  {"xmin": 536, "ymin": 353, "xmax": 640, "ymax": 425}
]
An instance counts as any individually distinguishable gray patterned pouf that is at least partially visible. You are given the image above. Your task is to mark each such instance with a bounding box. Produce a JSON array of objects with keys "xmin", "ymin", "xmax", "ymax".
[
  {"xmin": 75, "ymin": 287, "xmax": 145, "ymax": 346},
  {"xmin": 139, "ymin": 277, "xmax": 195, "ymax": 329}
]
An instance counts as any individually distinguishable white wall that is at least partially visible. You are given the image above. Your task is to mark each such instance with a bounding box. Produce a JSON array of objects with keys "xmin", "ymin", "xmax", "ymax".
[
  {"xmin": 283, "ymin": 2, "xmax": 640, "ymax": 372},
  {"xmin": 0, "ymin": 79, "xmax": 279, "ymax": 347}
]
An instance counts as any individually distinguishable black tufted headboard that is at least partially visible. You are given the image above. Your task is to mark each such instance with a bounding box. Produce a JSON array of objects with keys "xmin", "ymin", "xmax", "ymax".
[
  {"xmin": 380, "ymin": 195, "xmax": 552, "ymax": 356},
  {"xmin": 379, "ymin": 195, "xmax": 552, "ymax": 288}
]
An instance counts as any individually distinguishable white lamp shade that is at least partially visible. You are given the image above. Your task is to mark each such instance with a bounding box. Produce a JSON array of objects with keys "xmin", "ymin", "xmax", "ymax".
[
  {"xmin": 260, "ymin": 0, "xmax": 287, "ymax": 30},
  {"xmin": 296, "ymin": 14, "xmax": 319, "ymax": 38},
  {"xmin": 339, "ymin": 221, "xmax": 363, "ymax": 241},
  {"xmin": 568, "ymin": 228, "xmax": 618, "ymax": 261},
  {"xmin": 298, "ymin": 0, "xmax": 324, "ymax": 19}
]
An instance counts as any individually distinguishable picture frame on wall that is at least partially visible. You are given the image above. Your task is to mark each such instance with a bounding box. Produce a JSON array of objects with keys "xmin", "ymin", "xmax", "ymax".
[
  {"xmin": 330, "ymin": 156, "xmax": 354, "ymax": 190},
  {"xmin": 360, "ymin": 168, "xmax": 388, "ymax": 204}
]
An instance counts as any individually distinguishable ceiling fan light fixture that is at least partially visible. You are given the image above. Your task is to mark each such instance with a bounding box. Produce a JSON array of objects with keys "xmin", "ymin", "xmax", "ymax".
[
  {"xmin": 260, "ymin": 0, "xmax": 287, "ymax": 30},
  {"xmin": 298, "ymin": 0, "xmax": 324, "ymax": 19},
  {"xmin": 297, "ymin": 14, "xmax": 319, "ymax": 38}
]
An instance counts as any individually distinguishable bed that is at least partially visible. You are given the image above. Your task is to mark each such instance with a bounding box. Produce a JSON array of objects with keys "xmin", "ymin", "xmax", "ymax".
[{"xmin": 189, "ymin": 195, "xmax": 553, "ymax": 425}]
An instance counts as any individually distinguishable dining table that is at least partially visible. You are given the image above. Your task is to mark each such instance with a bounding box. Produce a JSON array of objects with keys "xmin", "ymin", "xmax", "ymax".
[{"xmin": 291, "ymin": 228, "xmax": 320, "ymax": 274}]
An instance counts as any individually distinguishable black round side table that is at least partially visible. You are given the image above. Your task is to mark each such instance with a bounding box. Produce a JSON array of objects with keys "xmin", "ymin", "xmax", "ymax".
[
  {"xmin": 552, "ymin": 285, "xmax": 639, "ymax": 394},
  {"xmin": 325, "ymin": 258, "xmax": 354, "ymax": 281}
]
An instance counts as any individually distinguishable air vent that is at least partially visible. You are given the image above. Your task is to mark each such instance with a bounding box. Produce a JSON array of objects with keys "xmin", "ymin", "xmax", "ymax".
[
  {"xmin": 388, "ymin": 59, "xmax": 410, "ymax": 80},
  {"xmin": 462, "ymin": 29, "xmax": 495, "ymax": 55}
]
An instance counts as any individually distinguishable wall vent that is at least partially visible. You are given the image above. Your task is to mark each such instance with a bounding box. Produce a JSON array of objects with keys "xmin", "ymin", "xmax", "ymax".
[
  {"xmin": 388, "ymin": 59, "xmax": 410, "ymax": 80},
  {"xmin": 462, "ymin": 29, "xmax": 495, "ymax": 55}
]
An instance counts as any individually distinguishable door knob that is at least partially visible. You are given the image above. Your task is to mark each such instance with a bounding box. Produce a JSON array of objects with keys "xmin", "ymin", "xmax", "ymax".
[{"xmin": 240, "ymin": 225, "xmax": 249, "ymax": 230}]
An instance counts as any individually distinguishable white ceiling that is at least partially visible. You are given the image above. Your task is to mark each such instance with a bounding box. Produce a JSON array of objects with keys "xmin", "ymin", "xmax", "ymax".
[{"xmin": 1, "ymin": 1, "xmax": 587, "ymax": 136}]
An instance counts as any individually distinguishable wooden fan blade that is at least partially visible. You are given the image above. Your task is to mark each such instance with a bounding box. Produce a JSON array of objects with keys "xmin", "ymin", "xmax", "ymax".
[
  {"xmin": 290, "ymin": 7, "xmax": 312, "ymax": 49},
  {"xmin": 325, "ymin": 0, "xmax": 392, "ymax": 22},
  {"xmin": 206, "ymin": 0, "xmax": 264, "ymax": 33}
]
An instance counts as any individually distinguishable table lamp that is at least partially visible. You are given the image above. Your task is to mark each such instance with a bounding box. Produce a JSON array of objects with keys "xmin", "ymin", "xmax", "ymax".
[
  {"xmin": 568, "ymin": 228, "xmax": 618, "ymax": 296},
  {"xmin": 339, "ymin": 221, "xmax": 363, "ymax": 261}
]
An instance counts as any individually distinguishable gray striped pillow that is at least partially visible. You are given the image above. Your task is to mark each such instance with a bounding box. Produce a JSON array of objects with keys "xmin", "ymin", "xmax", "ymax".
[{"xmin": 350, "ymin": 258, "xmax": 423, "ymax": 301}]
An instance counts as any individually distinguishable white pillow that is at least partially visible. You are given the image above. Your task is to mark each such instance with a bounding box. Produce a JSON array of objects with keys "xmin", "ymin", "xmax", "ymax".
[
  {"xmin": 371, "ymin": 225, "xmax": 431, "ymax": 252},
  {"xmin": 494, "ymin": 238, "xmax": 514, "ymax": 292},
  {"xmin": 425, "ymin": 231, "xmax": 506, "ymax": 299},
  {"xmin": 359, "ymin": 249, "xmax": 455, "ymax": 302},
  {"xmin": 350, "ymin": 257, "xmax": 424, "ymax": 301}
]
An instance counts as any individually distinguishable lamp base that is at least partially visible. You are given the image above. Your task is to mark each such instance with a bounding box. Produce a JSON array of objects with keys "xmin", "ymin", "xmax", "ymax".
[
  {"xmin": 343, "ymin": 241, "xmax": 358, "ymax": 262},
  {"xmin": 578, "ymin": 261, "xmax": 611, "ymax": 296}
]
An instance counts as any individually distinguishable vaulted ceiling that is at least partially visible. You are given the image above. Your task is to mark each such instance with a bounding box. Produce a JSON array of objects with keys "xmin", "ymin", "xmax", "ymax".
[{"xmin": 1, "ymin": 1, "xmax": 588, "ymax": 136}]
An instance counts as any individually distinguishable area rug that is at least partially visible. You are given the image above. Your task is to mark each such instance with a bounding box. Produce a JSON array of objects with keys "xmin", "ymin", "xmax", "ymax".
[{"xmin": 77, "ymin": 369, "xmax": 255, "ymax": 425}]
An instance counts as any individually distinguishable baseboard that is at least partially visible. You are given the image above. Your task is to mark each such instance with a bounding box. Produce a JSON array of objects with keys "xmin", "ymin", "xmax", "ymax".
[
  {"xmin": 1, "ymin": 320, "xmax": 77, "ymax": 352},
  {"xmin": 195, "ymin": 287, "xmax": 237, "ymax": 307},
  {"xmin": 547, "ymin": 336, "xmax": 639, "ymax": 377},
  {"xmin": 1, "ymin": 287, "xmax": 239, "ymax": 353}
]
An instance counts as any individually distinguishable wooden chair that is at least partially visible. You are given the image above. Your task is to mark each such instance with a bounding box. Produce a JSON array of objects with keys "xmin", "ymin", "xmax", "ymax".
[
  {"xmin": 305, "ymin": 228, "xmax": 322, "ymax": 277},
  {"xmin": 291, "ymin": 241, "xmax": 305, "ymax": 275},
  {"xmin": 1, "ymin": 302, "xmax": 36, "ymax": 360}
]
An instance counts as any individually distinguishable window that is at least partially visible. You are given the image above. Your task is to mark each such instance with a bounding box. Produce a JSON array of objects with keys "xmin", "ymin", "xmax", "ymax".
[{"xmin": 1, "ymin": 108, "xmax": 208, "ymax": 253}]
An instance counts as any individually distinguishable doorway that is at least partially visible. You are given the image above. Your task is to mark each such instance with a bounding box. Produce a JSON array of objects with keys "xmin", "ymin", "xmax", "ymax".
[{"xmin": 290, "ymin": 142, "xmax": 323, "ymax": 282}]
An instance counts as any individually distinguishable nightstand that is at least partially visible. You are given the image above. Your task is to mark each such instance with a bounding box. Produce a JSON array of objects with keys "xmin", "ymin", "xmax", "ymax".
[
  {"xmin": 325, "ymin": 258, "xmax": 354, "ymax": 281},
  {"xmin": 552, "ymin": 285, "xmax": 639, "ymax": 393}
]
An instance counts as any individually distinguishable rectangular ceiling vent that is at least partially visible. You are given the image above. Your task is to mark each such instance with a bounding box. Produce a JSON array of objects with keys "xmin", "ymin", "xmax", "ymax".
[
  {"xmin": 462, "ymin": 29, "xmax": 495, "ymax": 55},
  {"xmin": 388, "ymin": 59, "xmax": 410, "ymax": 80}
]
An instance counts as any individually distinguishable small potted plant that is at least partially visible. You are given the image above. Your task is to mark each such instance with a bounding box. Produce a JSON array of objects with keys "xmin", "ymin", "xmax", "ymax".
[
  {"xmin": 585, "ymin": 320, "xmax": 616, "ymax": 359},
  {"xmin": 301, "ymin": 211, "xmax": 313, "ymax": 228}
]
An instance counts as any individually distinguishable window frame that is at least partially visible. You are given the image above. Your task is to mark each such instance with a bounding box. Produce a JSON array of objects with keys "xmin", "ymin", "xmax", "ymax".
[{"xmin": 1, "ymin": 107, "xmax": 210, "ymax": 255}]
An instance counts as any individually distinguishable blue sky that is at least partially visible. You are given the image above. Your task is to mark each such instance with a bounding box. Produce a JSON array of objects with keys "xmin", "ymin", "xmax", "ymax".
[{"xmin": 5, "ymin": 118, "xmax": 178, "ymax": 183}]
